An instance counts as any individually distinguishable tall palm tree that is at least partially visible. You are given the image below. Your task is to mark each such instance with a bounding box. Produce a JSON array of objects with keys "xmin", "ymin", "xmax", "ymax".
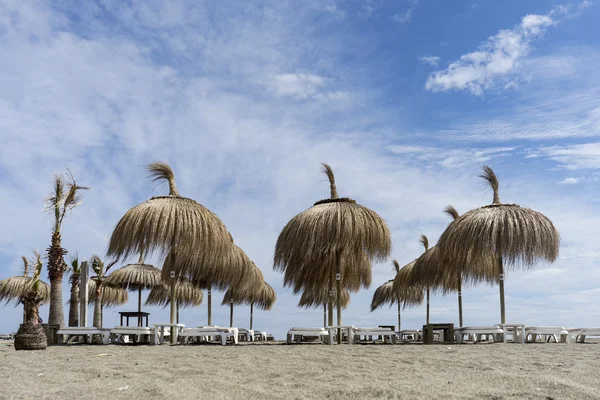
[
  {"xmin": 14, "ymin": 252, "xmax": 48, "ymax": 351},
  {"xmin": 67, "ymin": 255, "xmax": 81, "ymax": 327},
  {"xmin": 436, "ymin": 166, "xmax": 560, "ymax": 323},
  {"xmin": 274, "ymin": 163, "xmax": 391, "ymax": 343},
  {"xmin": 44, "ymin": 171, "xmax": 89, "ymax": 328}
]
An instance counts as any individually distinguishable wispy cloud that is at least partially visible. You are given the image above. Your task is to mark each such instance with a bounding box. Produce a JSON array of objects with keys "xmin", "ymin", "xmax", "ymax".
[
  {"xmin": 393, "ymin": 0, "xmax": 419, "ymax": 24},
  {"xmin": 541, "ymin": 143, "xmax": 600, "ymax": 170},
  {"xmin": 419, "ymin": 55, "xmax": 440, "ymax": 66},
  {"xmin": 425, "ymin": 3, "xmax": 590, "ymax": 95},
  {"xmin": 387, "ymin": 145, "xmax": 515, "ymax": 169},
  {"xmin": 558, "ymin": 177, "xmax": 581, "ymax": 184}
]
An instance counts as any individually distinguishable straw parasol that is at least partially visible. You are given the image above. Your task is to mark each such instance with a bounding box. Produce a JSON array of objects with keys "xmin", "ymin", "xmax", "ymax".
[
  {"xmin": 106, "ymin": 162, "xmax": 233, "ymax": 336},
  {"xmin": 105, "ymin": 253, "xmax": 162, "ymax": 326},
  {"xmin": 162, "ymin": 242, "xmax": 252, "ymax": 326},
  {"xmin": 435, "ymin": 166, "xmax": 560, "ymax": 323},
  {"xmin": 221, "ymin": 263, "xmax": 267, "ymax": 327},
  {"xmin": 371, "ymin": 260, "xmax": 424, "ymax": 332},
  {"xmin": 87, "ymin": 279, "xmax": 128, "ymax": 327},
  {"xmin": 410, "ymin": 206, "xmax": 498, "ymax": 327},
  {"xmin": 298, "ymin": 286, "xmax": 351, "ymax": 328},
  {"xmin": 0, "ymin": 257, "xmax": 50, "ymax": 323},
  {"xmin": 145, "ymin": 278, "xmax": 203, "ymax": 323},
  {"xmin": 274, "ymin": 163, "xmax": 391, "ymax": 343},
  {"xmin": 222, "ymin": 280, "xmax": 276, "ymax": 330}
]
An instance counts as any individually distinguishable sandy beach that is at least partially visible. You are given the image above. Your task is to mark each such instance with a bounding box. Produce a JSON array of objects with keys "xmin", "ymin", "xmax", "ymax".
[{"xmin": 1, "ymin": 341, "xmax": 599, "ymax": 400}]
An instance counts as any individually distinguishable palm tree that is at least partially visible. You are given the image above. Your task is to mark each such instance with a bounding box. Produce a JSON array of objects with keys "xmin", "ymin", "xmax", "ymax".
[
  {"xmin": 0, "ymin": 256, "xmax": 50, "ymax": 324},
  {"xmin": 67, "ymin": 255, "xmax": 81, "ymax": 327},
  {"xmin": 14, "ymin": 252, "xmax": 49, "ymax": 351},
  {"xmin": 89, "ymin": 255, "xmax": 118, "ymax": 330},
  {"xmin": 88, "ymin": 279, "xmax": 128, "ymax": 326},
  {"xmin": 274, "ymin": 164, "xmax": 391, "ymax": 343},
  {"xmin": 371, "ymin": 260, "xmax": 423, "ymax": 332},
  {"xmin": 435, "ymin": 166, "xmax": 560, "ymax": 323},
  {"xmin": 107, "ymin": 162, "xmax": 232, "ymax": 339},
  {"xmin": 45, "ymin": 171, "xmax": 89, "ymax": 328}
]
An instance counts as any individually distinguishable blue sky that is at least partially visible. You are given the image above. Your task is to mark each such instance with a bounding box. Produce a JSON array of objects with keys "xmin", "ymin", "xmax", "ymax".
[{"xmin": 1, "ymin": 0, "xmax": 600, "ymax": 338}]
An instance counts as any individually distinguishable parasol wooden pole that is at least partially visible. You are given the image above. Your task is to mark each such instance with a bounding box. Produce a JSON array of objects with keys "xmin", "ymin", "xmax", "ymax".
[
  {"xmin": 426, "ymin": 288, "xmax": 430, "ymax": 325},
  {"xmin": 458, "ymin": 276, "xmax": 463, "ymax": 327},
  {"xmin": 397, "ymin": 300, "xmax": 401, "ymax": 333},
  {"xmin": 498, "ymin": 256, "xmax": 506, "ymax": 324},
  {"xmin": 336, "ymin": 254, "xmax": 342, "ymax": 344},
  {"xmin": 323, "ymin": 303, "xmax": 326, "ymax": 328},
  {"xmin": 170, "ymin": 272, "xmax": 176, "ymax": 344},
  {"xmin": 229, "ymin": 299, "xmax": 234, "ymax": 327},
  {"xmin": 176, "ymin": 299, "xmax": 180, "ymax": 324},
  {"xmin": 250, "ymin": 303, "xmax": 254, "ymax": 330},
  {"xmin": 138, "ymin": 287, "xmax": 142, "ymax": 327},
  {"xmin": 207, "ymin": 285, "xmax": 212, "ymax": 326},
  {"xmin": 327, "ymin": 279, "xmax": 334, "ymax": 327}
]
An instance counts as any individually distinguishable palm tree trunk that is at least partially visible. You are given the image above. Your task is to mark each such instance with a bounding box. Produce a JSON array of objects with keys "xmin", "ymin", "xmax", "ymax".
[
  {"xmin": 457, "ymin": 276, "xmax": 463, "ymax": 327},
  {"xmin": 68, "ymin": 283, "xmax": 79, "ymax": 327},
  {"xmin": 93, "ymin": 291, "xmax": 102, "ymax": 328},
  {"xmin": 15, "ymin": 295, "xmax": 46, "ymax": 351},
  {"xmin": 48, "ymin": 274, "xmax": 65, "ymax": 328},
  {"xmin": 498, "ymin": 256, "xmax": 506, "ymax": 324},
  {"xmin": 207, "ymin": 285, "xmax": 212, "ymax": 326},
  {"xmin": 426, "ymin": 288, "xmax": 430, "ymax": 325}
]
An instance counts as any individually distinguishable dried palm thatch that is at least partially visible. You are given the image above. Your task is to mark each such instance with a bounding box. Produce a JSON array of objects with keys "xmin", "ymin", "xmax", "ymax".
[
  {"xmin": 0, "ymin": 257, "xmax": 51, "ymax": 307},
  {"xmin": 87, "ymin": 280, "xmax": 128, "ymax": 307},
  {"xmin": 371, "ymin": 261, "xmax": 424, "ymax": 311},
  {"xmin": 107, "ymin": 162, "xmax": 232, "ymax": 263},
  {"xmin": 298, "ymin": 286, "xmax": 351, "ymax": 309},
  {"xmin": 435, "ymin": 166, "xmax": 560, "ymax": 323},
  {"xmin": 221, "ymin": 263, "xmax": 268, "ymax": 327},
  {"xmin": 221, "ymin": 281, "xmax": 276, "ymax": 310},
  {"xmin": 161, "ymin": 241, "xmax": 248, "ymax": 291},
  {"xmin": 145, "ymin": 278, "xmax": 204, "ymax": 308},
  {"xmin": 274, "ymin": 163, "xmax": 391, "ymax": 338}
]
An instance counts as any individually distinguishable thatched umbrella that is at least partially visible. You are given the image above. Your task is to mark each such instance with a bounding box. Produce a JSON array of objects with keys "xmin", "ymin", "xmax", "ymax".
[
  {"xmin": 107, "ymin": 162, "xmax": 232, "ymax": 338},
  {"xmin": 274, "ymin": 163, "xmax": 391, "ymax": 343},
  {"xmin": 392, "ymin": 258, "xmax": 426, "ymax": 323},
  {"xmin": 410, "ymin": 206, "xmax": 498, "ymax": 327},
  {"xmin": 298, "ymin": 286, "xmax": 351, "ymax": 328},
  {"xmin": 87, "ymin": 279, "xmax": 128, "ymax": 327},
  {"xmin": 371, "ymin": 260, "xmax": 424, "ymax": 332},
  {"xmin": 435, "ymin": 166, "xmax": 560, "ymax": 324},
  {"xmin": 145, "ymin": 278, "xmax": 203, "ymax": 323},
  {"xmin": 105, "ymin": 253, "xmax": 162, "ymax": 326},
  {"xmin": 221, "ymin": 263, "xmax": 266, "ymax": 327},
  {"xmin": 0, "ymin": 256, "xmax": 50, "ymax": 323},
  {"xmin": 222, "ymin": 281, "xmax": 276, "ymax": 330},
  {"xmin": 162, "ymin": 242, "xmax": 251, "ymax": 326}
]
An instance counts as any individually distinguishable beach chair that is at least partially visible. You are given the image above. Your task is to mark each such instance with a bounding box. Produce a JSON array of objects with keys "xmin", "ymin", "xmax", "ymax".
[
  {"xmin": 569, "ymin": 328, "xmax": 600, "ymax": 343},
  {"xmin": 110, "ymin": 326, "xmax": 155, "ymax": 344},
  {"xmin": 180, "ymin": 327, "xmax": 239, "ymax": 345},
  {"xmin": 525, "ymin": 326, "xmax": 570, "ymax": 343},
  {"xmin": 286, "ymin": 327, "xmax": 329, "ymax": 344},
  {"xmin": 238, "ymin": 328, "xmax": 255, "ymax": 342},
  {"xmin": 252, "ymin": 331, "xmax": 268, "ymax": 341},
  {"xmin": 350, "ymin": 327, "xmax": 396, "ymax": 344},
  {"xmin": 56, "ymin": 327, "xmax": 111, "ymax": 345},
  {"xmin": 454, "ymin": 326, "xmax": 504, "ymax": 344},
  {"xmin": 399, "ymin": 329, "xmax": 419, "ymax": 341}
]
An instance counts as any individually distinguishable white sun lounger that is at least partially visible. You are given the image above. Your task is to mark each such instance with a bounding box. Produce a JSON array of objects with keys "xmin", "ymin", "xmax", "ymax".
[
  {"xmin": 350, "ymin": 327, "xmax": 396, "ymax": 344},
  {"xmin": 400, "ymin": 329, "xmax": 420, "ymax": 341},
  {"xmin": 252, "ymin": 331, "xmax": 268, "ymax": 341},
  {"xmin": 286, "ymin": 327, "xmax": 329, "ymax": 344},
  {"xmin": 111, "ymin": 326, "xmax": 155, "ymax": 344},
  {"xmin": 180, "ymin": 327, "xmax": 239, "ymax": 345},
  {"xmin": 454, "ymin": 326, "xmax": 504, "ymax": 344},
  {"xmin": 525, "ymin": 326, "xmax": 570, "ymax": 344},
  {"xmin": 569, "ymin": 328, "xmax": 600, "ymax": 343},
  {"xmin": 56, "ymin": 327, "xmax": 111, "ymax": 345},
  {"xmin": 238, "ymin": 328, "xmax": 255, "ymax": 342}
]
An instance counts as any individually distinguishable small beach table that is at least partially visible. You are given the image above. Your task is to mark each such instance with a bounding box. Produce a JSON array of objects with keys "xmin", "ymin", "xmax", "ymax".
[
  {"xmin": 499, "ymin": 323, "xmax": 526, "ymax": 344},
  {"xmin": 423, "ymin": 323, "xmax": 454, "ymax": 344},
  {"xmin": 119, "ymin": 311, "xmax": 150, "ymax": 327},
  {"xmin": 327, "ymin": 325, "xmax": 354, "ymax": 345},
  {"xmin": 153, "ymin": 323, "xmax": 185, "ymax": 345}
]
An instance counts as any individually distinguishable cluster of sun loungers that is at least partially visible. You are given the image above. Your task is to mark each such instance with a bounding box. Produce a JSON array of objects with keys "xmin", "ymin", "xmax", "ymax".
[
  {"xmin": 285, "ymin": 325, "xmax": 600, "ymax": 345},
  {"xmin": 56, "ymin": 325, "xmax": 274, "ymax": 346}
]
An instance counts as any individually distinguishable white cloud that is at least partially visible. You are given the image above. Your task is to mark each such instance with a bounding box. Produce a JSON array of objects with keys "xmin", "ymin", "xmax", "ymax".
[
  {"xmin": 393, "ymin": 9, "xmax": 412, "ymax": 24},
  {"xmin": 419, "ymin": 55, "xmax": 440, "ymax": 66},
  {"xmin": 558, "ymin": 177, "xmax": 581, "ymax": 184},
  {"xmin": 387, "ymin": 145, "xmax": 515, "ymax": 169},
  {"xmin": 271, "ymin": 73, "xmax": 328, "ymax": 99},
  {"xmin": 541, "ymin": 143, "xmax": 600, "ymax": 169},
  {"xmin": 424, "ymin": 5, "xmax": 587, "ymax": 95}
]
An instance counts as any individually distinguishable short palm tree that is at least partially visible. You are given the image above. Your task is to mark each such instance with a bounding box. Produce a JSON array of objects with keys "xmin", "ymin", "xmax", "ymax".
[
  {"xmin": 90, "ymin": 255, "xmax": 118, "ymax": 329},
  {"xmin": 45, "ymin": 171, "xmax": 89, "ymax": 328},
  {"xmin": 14, "ymin": 252, "xmax": 48, "ymax": 351}
]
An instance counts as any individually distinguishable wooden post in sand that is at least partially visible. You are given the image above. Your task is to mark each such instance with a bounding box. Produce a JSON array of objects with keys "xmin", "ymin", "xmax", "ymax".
[{"xmin": 79, "ymin": 261, "xmax": 89, "ymax": 327}]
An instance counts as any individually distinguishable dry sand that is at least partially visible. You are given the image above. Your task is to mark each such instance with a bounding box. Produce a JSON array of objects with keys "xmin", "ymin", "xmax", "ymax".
[{"xmin": 1, "ymin": 341, "xmax": 600, "ymax": 399}]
